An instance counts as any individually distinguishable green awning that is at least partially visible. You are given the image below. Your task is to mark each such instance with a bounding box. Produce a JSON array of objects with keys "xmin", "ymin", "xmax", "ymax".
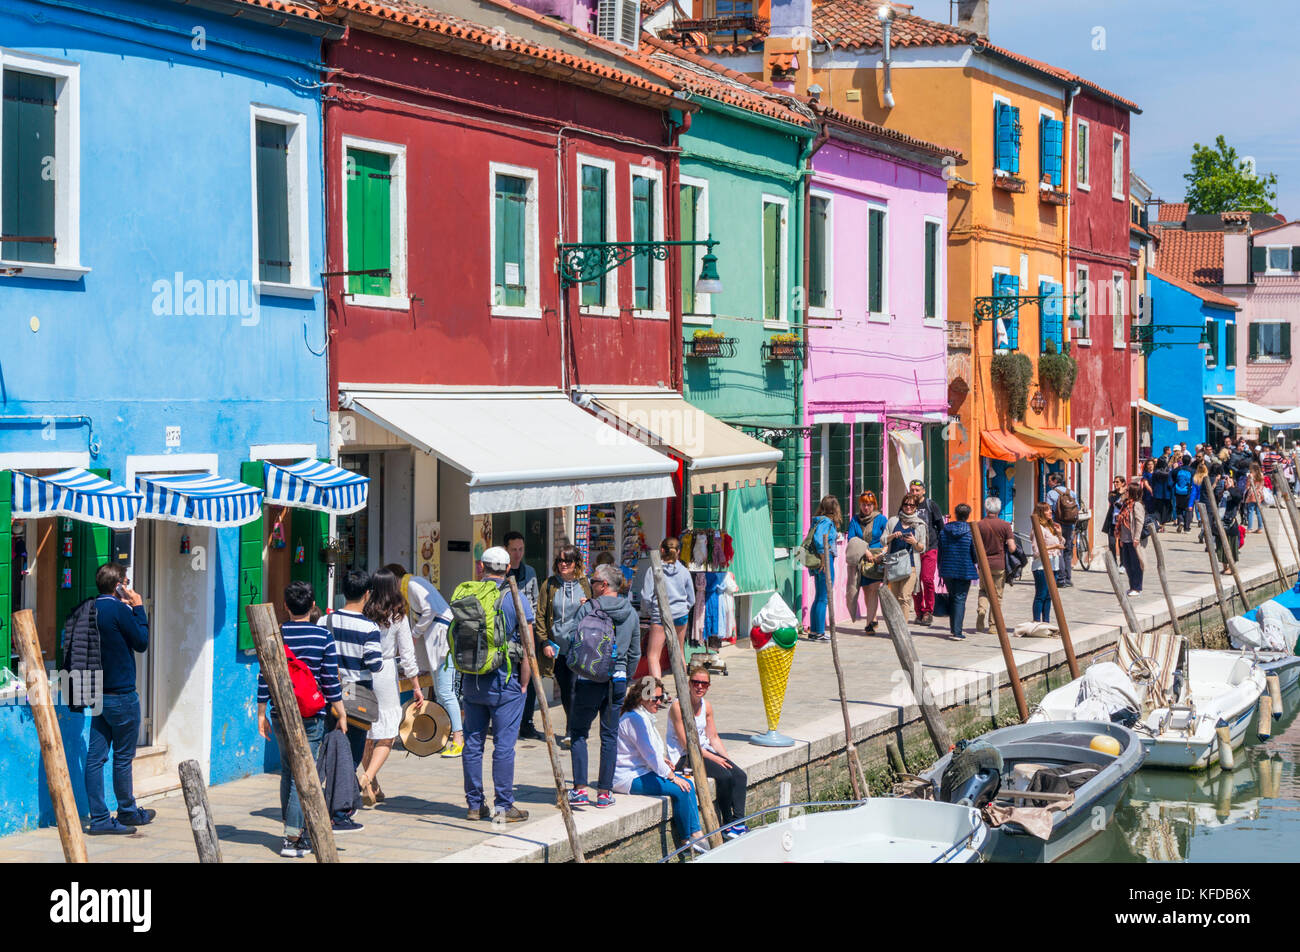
[{"xmin": 724, "ymin": 483, "xmax": 777, "ymax": 595}]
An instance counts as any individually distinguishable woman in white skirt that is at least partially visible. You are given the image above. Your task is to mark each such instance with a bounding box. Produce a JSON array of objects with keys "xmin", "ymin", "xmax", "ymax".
[{"xmin": 359, "ymin": 568, "xmax": 423, "ymax": 801}]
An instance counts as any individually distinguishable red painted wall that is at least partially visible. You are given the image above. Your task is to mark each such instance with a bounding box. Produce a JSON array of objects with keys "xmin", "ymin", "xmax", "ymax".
[
  {"xmin": 324, "ymin": 30, "xmax": 677, "ymax": 395},
  {"xmin": 1068, "ymin": 92, "xmax": 1134, "ymax": 465}
]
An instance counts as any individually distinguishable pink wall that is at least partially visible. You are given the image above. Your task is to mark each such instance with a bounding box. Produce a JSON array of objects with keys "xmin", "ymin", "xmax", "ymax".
[
  {"xmin": 1233, "ymin": 221, "xmax": 1300, "ymax": 407},
  {"xmin": 801, "ymin": 134, "xmax": 949, "ymax": 623}
]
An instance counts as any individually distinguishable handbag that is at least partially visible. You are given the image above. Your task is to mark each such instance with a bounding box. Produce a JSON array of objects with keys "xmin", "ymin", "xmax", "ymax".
[
  {"xmin": 881, "ymin": 550, "xmax": 912, "ymax": 583},
  {"xmin": 861, "ymin": 548, "xmax": 886, "ymax": 581},
  {"xmin": 342, "ymin": 680, "xmax": 380, "ymax": 727}
]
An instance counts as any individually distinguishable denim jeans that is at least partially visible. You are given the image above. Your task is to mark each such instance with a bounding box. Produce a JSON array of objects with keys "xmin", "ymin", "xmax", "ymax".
[
  {"xmin": 1056, "ymin": 523, "xmax": 1075, "ymax": 584},
  {"xmin": 944, "ymin": 578, "xmax": 971, "ymax": 637},
  {"xmin": 462, "ymin": 674, "xmax": 526, "ymax": 811},
  {"xmin": 272, "ymin": 712, "xmax": 326, "ymax": 839},
  {"xmin": 1243, "ymin": 501, "xmax": 1262, "ymax": 530},
  {"xmin": 629, "ymin": 771, "xmax": 701, "ymax": 842},
  {"xmin": 433, "ymin": 653, "xmax": 463, "ymax": 733},
  {"xmin": 85, "ymin": 691, "xmax": 141, "ymax": 826},
  {"xmin": 568, "ymin": 678, "xmax": 618, "ymax": 791},
  {"xmin": 810, "ymin": 571, "xmax": 829, "ymax": 634},
  {"xmin": 1031, "ymin": 569, "xmax": 1052, "ymax": 623}
]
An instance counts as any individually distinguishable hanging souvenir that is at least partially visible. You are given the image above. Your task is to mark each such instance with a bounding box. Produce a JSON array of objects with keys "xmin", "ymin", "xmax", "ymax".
[
  {"xmin": 271, "ymin": 520, "xmax": 287, "ymax": 549},
  {"xmin": 60, "ymin": 561, "xmax": 73, "ymax": 589},
  {"xmin": 294, "ymin": 544, "xmax": 305, "ymax": 564},
  {"xmin": 62, "ymin": 532, "xmax": 73, "ymax": 558},
  {"xmin": 179, "ymin": 533, "xmax": 191, "ymax": 555},
  {"xmin": 14, "ymin": 538, "xmax": 29, "ymax": 577}
]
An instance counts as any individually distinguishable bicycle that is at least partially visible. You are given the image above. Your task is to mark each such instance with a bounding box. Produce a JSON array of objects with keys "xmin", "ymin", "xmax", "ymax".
[{"xmin": 1072, "ymin": 512, "xmax": 1092, "ymax": 571}]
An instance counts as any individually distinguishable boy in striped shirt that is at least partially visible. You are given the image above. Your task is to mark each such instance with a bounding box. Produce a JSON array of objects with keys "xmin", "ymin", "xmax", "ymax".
[
  {"xmin": 256, "ymin": 580, "xmax": 346, "ymax": 858},
  {"xmin": 321, "ymin": 571, "xmax": 384, "ymax": 815}
]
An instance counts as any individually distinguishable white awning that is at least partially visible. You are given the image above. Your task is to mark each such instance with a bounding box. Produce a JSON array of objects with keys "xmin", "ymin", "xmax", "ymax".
[
  {"xmin": 1135, "ymin": 398, "xmax": 1189, "ymax": 431},
  {"xmin": 887, "ymin": 429, "xmax": 926, "ymax": 486},
  {"xmin": 136, "ymin": 472, "xmax": 264, "ymax": 528},
  {"xmin": 341, "ymin": 387, "xmax": 676, "ymax": 515},
  {"xmin": 575, "ymin": 388, "xmax": 783, "ymax": 495},
  {"xmin": 1205, "ymin": 396, "xmax": 1289, "ymax": 431},
  {"xmin": 11, "ymin": 469, "xmax": 143, "ymax": 529},
  {"xmin": 264, "ymin": 459, "xmax": 369, "ymax": 515}
]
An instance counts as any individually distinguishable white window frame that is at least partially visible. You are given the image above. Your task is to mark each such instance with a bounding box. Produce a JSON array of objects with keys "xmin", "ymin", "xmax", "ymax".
[
  {"xmin": 487, "ymin": 162, "xmax": 541, "ymax": 319},
  {"xmin": 577, "ymin": 154, "xmax": 619, "ymax": 318},
  {"xmin": 991, "ymin": 92, "xmax": 1013, "ymax": 176},
  {"xmin": 250, "ymin": 104, "xmax": 317, "ymax": 298},
  {"xmin": 1076, "ymin": 118, "xmax": 1090, "ymax": 191},
  {"xmin": 761, "ymin": 193, "xmax": 790, "ymax": 329},
  {"xmin": 1112, "ymin": 427, "xmax": 1128, "ymax": 480},
  {"xmin": 1073, "ymin": 264, "xmax": 1091, "ymax": 346},
  {"xmin": 1112, "ymin": 271, "xmax": 1126, "ymax": 350},
  {"xmin": 679, "ymin": 174, "xmax": 712, "ymax": 325},
  {"xmin": 866, "ymin": 201, "xmax": 890, "ymax": 324},
  {"xmin": 340, "ymin": 134, "xmax": 408, "ymax": 310},
  {"xmin": 991, "ymin": 265, "xmax": 1013, "ymax": 353},
  {"xmin": 629, "ymin": 164, "xmax": 668, "ymax": 320},
  {"xmin": 1265, "ymin": 246, "xmax": 1293, "ymax": 274},
  {"xmin": 808, "ymin": 188, "xmax": 835, "ymax": 320},
  {"xmin": 1073, "ymin": 428, "xmax": 1090, "ymax": 519},
  {"xmin": 1111, "ymin": 132, "xmax": 1125, "ymax": 201},
  {"xmin": 1252, "ymin": 321, "xmax": 1290, "ymax": 362},
  {"xmin": 922, "ymin": 215, "xmax": 944, "ymax": 327},
  {"xmin": 0, "ymin": 48, "xmax": 84, "ymax": 280}
]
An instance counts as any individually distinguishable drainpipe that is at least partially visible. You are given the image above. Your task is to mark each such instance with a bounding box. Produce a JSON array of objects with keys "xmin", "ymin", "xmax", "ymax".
[
  {"xmin": 1063, "ymin": 84, "xmax": 1080, "ymax": 435},
  {"xmin": 879, "ymin": 6, "xmax": 896, "ymax": 108},
  {"xmin": 668, "ymin": 106, "xmax": 692, "ymax": 393}
]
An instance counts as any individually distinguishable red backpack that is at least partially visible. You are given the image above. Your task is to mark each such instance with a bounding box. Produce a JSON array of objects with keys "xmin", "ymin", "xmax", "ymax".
[{"xmin": 284, "ymin": 646, "xmax": 326, "ymax": 717}]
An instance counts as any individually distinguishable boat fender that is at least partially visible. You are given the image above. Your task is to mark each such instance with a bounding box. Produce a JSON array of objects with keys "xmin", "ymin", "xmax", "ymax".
[
  {"xmin": 1267, "ymin": 674, "xmax": 1283, "ymax": 719},
  {"xmin": 1258, "ymin": 695, "xmax": 1273, "ymax": 740},
  {"xmin": 1216, "ymin": 720, "xmax": 1235, "ymax": 770},
  {"xmin": 1089, "ymin": 734, "xmax": 1122, "ymax": 756}
]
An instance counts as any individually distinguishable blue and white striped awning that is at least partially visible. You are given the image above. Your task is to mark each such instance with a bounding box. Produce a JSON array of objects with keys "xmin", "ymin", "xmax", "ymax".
[
  {"xmin": 263, "ymin": 459, "xmax": 369, "ymax": 515},
  {"xmin": 136, "ymin": 472, "xmax": 263, "ymax": 528},
  {"xmin": 11, "ymin": 469, "xmax": 143, "ymax": 529}
]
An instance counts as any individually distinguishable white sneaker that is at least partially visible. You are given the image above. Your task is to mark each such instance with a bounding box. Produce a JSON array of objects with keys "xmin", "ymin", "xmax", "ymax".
[{"xmin": 1127, "ymin": 590, "xmax": 1140, "ymax": 597}]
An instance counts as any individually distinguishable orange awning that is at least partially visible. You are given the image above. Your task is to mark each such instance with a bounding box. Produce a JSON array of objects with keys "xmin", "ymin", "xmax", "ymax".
[
  {"xmin": 981, "ymin": 428, "xmax": 1042, "ymax": 462},
  {"xmin": 1015, "ymin": 424, "xmax": 1089, "ymax": 462}
]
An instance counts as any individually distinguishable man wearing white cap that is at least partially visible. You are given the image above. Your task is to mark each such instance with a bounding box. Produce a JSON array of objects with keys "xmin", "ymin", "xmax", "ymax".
[{"xmin": 458, "ymin": 546, "xmax": 535, "ymax": 823}]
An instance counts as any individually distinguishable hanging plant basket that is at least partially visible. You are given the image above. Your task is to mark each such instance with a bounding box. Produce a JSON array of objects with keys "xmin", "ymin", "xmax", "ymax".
[
  {"xmin": 687, "ymin": 330, "xmax": 737, "ymax": 358},
  {"xmin": 763, "ymin": 333, "xmax": 803, "ymax": 361},
  {"xmin": 1038, "ymin": 339, "xmax": 1079, "ymax": 401},
  {"xmin": 320, "ymin": 538, "xmax": 347, "ymax": 565},
  {"xmin": 990, "ymin": 352, "xmax": 1034, "ymax": 421}
]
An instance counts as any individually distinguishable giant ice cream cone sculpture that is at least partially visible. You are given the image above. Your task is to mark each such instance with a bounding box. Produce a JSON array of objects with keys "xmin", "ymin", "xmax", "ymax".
[{"xmin": 750, "ymin": 627, "xmax": 797, "ymax": 747}]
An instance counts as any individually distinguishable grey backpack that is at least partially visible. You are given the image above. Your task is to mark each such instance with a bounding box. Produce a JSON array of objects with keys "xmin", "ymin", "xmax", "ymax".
[{"xmin": 569, "ymin": 606, "xmax": 616, "ymax": 682}]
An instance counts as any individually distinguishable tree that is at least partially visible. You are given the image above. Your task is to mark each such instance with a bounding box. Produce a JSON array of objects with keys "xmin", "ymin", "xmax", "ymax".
[{"xmin": 1183, "ymin": 135, "xmax": 1278, "ymax": 214}]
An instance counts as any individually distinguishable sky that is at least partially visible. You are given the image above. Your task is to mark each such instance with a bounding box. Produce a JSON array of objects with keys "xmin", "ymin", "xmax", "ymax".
[{"xmin": 902, "ymin": 0, "xmax": 1299, "ymax": 216}]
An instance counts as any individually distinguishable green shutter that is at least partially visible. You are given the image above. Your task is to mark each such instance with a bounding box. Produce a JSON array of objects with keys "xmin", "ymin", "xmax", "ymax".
[
  {"xmin": 1225, "ymin": 324, "xmax": 1237, "ymax": 367},
  {"xmin": 290, "ymin": 490, "xmax": 330, "ymax": 608},
  {"xmin": 926, "ymin": 426, "xmax": 948, "ymax": 514},
  {"xmin": 763, "ymin": 201, "xmax": 781, "ymax": 322},
  {"xmin": 494, "ymin": 174, "xmax": 528, "ymax": 308},
  {"xmin": 679, "ymin": 184, "xmax": 698, "ymax": 314},
  {"xmin": 868, "ymin": 209, "xmax": 885, "ymax": 314},
  {"xmin": 809, "ymin": 196, "xmax": 828, "ymax": 310},
  {"xmin": 1248, "ymin": 323, "xmax": 1261, "ymax": 361},
  {"xmin": 1291, "ymin": 247, "xmax": 1300, "ymax": 272},
  {"xmin": 924, "ymin": 221, "xmax": 938, "ymax": 318},
  {"xmin": 255, "ymin": 120, "xmax": 291, "ymax": 284},
  {"xmin": 1283, "ymin": 323, "xmax": 1292, "ymax": 360},
  {"xmin": 1206, "ymin": 318, "xmax": 1218, "ymax": 366},
  {"xmin": 0, "ymin": 472, "xmax": 11, "ymax": 673},
  {"xmin": 768, "ymin": 435, "xmax": 799, "ymax": 549},
  {"xmin": 1251, "ymin": 246, "xmax": 1267, "ymax": 274},
  {"xmin": 2, "ymin": 70, "xmax": 57, "ymax": 265},
  {"xmin": 238, "ymin": 461, "xmax": 266, "ymax": 652},
  {"xmin": 346, "ymin": 148, "xmax": 392, "ymax": 297},
  {"xmin": 633, "ymin": 175, "xmax": 654, "ymax": 311},
  {"xmin": 853, "ymin": 423, "xmax": 883, "ymax": 498},
  {"xmin": 807, "ymin": 425, "xmax": 822, "ymax": 522},
  {"xmin": 580, "ymin": 165, "xmax": 607, "ymax": 307},
  {"xmin": 828, "ymin": 424, "xmax": 851, "ymax": 520},
  {"xmin": 692, "ymin": 492, "xmax": 720, "ymax": 531}
]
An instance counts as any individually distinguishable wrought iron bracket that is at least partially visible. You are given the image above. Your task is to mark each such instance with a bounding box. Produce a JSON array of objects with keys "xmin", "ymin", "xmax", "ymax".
[
  {"xmin": 558, "ymin": 238, "xmax": 718, "ymax": 289},
  {"xmin": 973, "ymin": 289, "xmax": 1084, "ymax": 326}
]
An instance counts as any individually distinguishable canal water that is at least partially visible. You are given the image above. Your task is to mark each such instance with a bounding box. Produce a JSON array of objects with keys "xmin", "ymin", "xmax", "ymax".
[{"xmin": 1066, "ymin": 684, "xmax": 1300, "ymax": 863}]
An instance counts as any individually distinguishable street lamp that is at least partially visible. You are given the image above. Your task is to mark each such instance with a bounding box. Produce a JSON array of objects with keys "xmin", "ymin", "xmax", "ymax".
[
  {"xmin": 557, "ymin": 236, "xmax": 723, "ymax": 294},
  {"xmin": 1197, "ymin": 328, "xmax": 1210, "ymax": 351},
  {"xmin": 694, "ymin": 249, "xmax": 722, "ymax": 295}
]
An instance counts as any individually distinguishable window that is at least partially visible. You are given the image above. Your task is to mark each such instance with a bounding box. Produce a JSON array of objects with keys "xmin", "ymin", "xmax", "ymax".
[
  {"xmin": 867, "ymin": 204, "xmax": 887, "ymax": 320},
  {"xmin": 1224, "ymin": 322, "xmax": 1237, "ymax": 368},
  {"xmin": 578, "ymin": 157, "xmax": 616, "ymax": 313},
  {"xmin": 1206, "ymin": 318, "xmax": 1219, "ymax": 366},
  {"xmin": 809, "ymin": 192, "xmax": 831, "ymax": 315},
  {"xmin": 994, "ymin": 100, "xmax": 1021, "ymax": 174},
  {"xmin": 342, "ymin": 137, "xmax": 406, "ymax": 308},
  {"xmin": 1, "ymin": 53, "xmax": 81, "ymax": 277},
  {"xmin": 251, "ymin": 106, "xmax": 313, "ymax": 294},
  {"xmin": 1039, "ymin": 114, "xmax": 1063, "ymax": 188},
  {"xmin": 924, "ymin": 218, "xmax": 941, "ymax": 322},
  {"xmin": 679, "ymin": 177, "xmax": 710, "ymax": 317},
  {"xmin": 489, "ymin": 163, "xmax": 540, "ymax": 318},
  {"xmin": 992, "ymin": 270, "xmax": 1019, "ymax": 351},
  {"xmin": 1112, "ymin": 273, "xmax": 1126, "ymax": 349},
  {"xmin": 1249, "ymin": 322, "xmax": 1292, "ymax": 362},
  {"xmin": 1076, "ymin": 119, "xmax": 1090, "ymax": 189},
  {"xmin": 1039, "ymin": 278, "xmax": 1063, "ymax": 352},
  {"xmin": 1073, "ymin": 265, "xmax": 1090, "ymax": 341},
  {"xmin": 761, "ymin": 196, "xmax": 788, "ymax": 324},
  {"xmin": 631, "ymin": 166, "xmax": 666, "ymax": 318},
  {"xmin": 1111, "ymin": 133, "xmax": 1125, "ymax": 200}
]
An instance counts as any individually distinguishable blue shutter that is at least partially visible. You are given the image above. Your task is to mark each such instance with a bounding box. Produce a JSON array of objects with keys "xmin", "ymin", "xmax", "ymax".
[
  {"xmin": 1008, "ymin": 106, "xmax": 1021, "ymax": 174},
  {"xmin": 1049, "ymin": 120, "xmax": 1064, "ymax": 186},
  {"xmin": 994, "ymin": 273, "xmax": 1020, "ymax": 350},
  {"xmin": 995, "ymin": 103, "xmax": 1011, "ymax": 172},
  {"xmin": 1039, "ymin": 280, "xmax": 1063, "ymax": 352}
]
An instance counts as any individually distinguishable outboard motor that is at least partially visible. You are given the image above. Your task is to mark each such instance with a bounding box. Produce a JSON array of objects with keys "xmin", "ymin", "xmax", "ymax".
[{"xmin": 940, "ymin": 739, "xmax": 1003, "ymax": 809}]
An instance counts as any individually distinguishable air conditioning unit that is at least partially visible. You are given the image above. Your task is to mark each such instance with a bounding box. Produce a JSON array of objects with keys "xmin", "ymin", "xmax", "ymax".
[{"xmin": 597, "ymin": 0, "xmax": 641, "ymax": 48}]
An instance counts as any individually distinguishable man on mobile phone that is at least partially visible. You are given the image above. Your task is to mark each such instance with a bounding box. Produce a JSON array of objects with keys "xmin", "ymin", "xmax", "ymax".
[{"xmin": 84, "ymin": 562, "xmax": 152, "ymax": 835}]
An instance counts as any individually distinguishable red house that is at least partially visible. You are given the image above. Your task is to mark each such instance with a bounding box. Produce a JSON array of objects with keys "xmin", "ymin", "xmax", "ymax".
[{"xmin": 1066, "ymin": 84, "xmax": 1141, "ymax": 534}]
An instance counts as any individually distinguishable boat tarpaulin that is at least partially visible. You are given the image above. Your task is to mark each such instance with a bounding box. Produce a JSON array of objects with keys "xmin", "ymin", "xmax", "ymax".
[
  {"xmin": 11, "ymin": 469, "xmax": 143, "ymax": 529},
  {"xmin": 342, "ymin": 388, "xmax": 676, "ymax": 515},
  {"xmin": 264, "ymin": 459, "xmax": 369, "ymax": 515}
]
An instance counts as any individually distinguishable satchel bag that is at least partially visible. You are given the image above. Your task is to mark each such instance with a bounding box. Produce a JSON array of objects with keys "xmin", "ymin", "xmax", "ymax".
[{"xmin": 342, "ymin": 680, "xmax": 380, "ymax": 727}]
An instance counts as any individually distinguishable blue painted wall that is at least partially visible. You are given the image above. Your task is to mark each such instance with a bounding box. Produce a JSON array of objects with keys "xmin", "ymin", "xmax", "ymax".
[
  {"xmin": 1147, "ymin": 274, "xmax": 1237, "ymax": 451},
  {"xmin": 0, "ymin": 0, "xmax": 328, "ymax": 834}
]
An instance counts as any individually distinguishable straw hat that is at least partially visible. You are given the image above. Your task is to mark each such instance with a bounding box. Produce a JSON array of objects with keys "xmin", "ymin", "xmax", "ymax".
[{"xmin": 398, "ymin": 699, "xmax": 452, "ymax": 756}]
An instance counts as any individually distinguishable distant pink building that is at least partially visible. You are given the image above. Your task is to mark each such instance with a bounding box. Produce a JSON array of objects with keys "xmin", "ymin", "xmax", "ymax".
[
  {"xmin": 1227, "ymin": 218, "xmax": 1300, "ymax": 412},
  {"xmin": 800, "ymin": 110, "xmax": 957, "ymax": 621}
]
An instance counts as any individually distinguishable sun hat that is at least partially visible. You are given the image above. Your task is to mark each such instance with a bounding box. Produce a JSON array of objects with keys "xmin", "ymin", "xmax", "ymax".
[
  {"xmin": 398, "ymin": 699, "xmax": 452, "ymax": 756},
  {"xmin": 480, "ymin": 545, "xmax": 510, "ymax": 571}
]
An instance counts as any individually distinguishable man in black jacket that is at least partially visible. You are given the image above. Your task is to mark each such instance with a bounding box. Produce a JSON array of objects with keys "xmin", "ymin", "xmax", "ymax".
[{"xmin": 84, "ymin": 562, "xmax": 153, "ymax": 835}]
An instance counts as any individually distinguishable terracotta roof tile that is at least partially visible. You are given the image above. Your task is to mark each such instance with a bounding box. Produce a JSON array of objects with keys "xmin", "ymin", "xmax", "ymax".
[
  {"xmin": 1155, "ymin": 229, "xmax": 1223, "ymax": 287},
  {"xmin": 816, "ymin": 105, "xmax": 961, "ymax": 161},
  {"xmin": 235, "ymin": 0, "xmax": 325, "ymax": 20},
  {"xmin": 1148, "ymin": 269, "xmax": 1238, "ymax": 311},
  {"xmin": 1157, "ymin": 202, "xmax": 1188, "ymax": 223},
  {"xmin": 1221, "ymin": 210, "xmax": 1251, "ymax": 224}
]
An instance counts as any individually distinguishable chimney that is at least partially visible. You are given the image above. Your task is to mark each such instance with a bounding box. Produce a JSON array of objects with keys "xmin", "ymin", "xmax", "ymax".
[{"xmin": 956, "ymin": 0, "xmax": 988, "ymax": 36}]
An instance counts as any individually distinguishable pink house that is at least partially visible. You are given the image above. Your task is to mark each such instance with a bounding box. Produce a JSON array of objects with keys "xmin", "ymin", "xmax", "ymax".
[
  {"xmin": 801, "ymin": 109, "xmax": 958, "ymax": 622},
  {"xmin": 1228, "ymin": 218, "xmax": 1300, "ymax": 412}
]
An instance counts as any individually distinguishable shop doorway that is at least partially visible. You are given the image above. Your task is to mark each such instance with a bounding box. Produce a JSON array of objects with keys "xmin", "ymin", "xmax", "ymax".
[
  {"xmin": 490, "ymin": 509, "xmax": 550, "ymax": 581},
  {"xmin": 9, "ymin": 518, "xmax": 61, "ymax": 667},
  {"xmin": 1092, "ymin": 432, "xmax": 1111, "ymax": 537}
]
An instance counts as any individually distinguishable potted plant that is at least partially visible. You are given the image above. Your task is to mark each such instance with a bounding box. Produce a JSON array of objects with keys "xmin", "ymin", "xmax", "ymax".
[
  {"xmin": 989, "ymin": 352, "xmax": 1034, "ymax": 421},
  {"xmin": 320, "ymin": 538, "xmax": 347, "ymax": 565},
  {"xmin": 1038, "ymin": 337, "xmax": 1078, "ymax": 401},
  {"xmin": 769, "ymin": 332, "xmax": 800, "ymax": 360},
  {"xmin": 692, "ymin": 328, "xmax": 725, "ymax": 356}
]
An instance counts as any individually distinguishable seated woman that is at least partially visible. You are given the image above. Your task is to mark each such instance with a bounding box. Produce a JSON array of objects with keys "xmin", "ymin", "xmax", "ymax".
[
  {"xmin": 613, "ymin": 676, "xmax": 706, "ymax": 852},
  {"xmin": 667, "ymin": 664, "xmax": 748, "ymax": 838}
]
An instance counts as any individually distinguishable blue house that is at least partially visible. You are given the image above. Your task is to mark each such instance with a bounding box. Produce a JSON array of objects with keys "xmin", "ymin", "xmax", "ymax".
[
  {"xmin": 0, "ymin": 0, "xmax": 343, "ymax": 835},
  {"xmin": 1145, "ymin": 270, "xmax": 1240, "ymax": 450}
]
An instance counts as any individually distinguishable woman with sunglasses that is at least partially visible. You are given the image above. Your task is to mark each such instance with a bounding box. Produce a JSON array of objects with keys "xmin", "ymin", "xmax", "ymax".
[
  {"xmin": 666, "ymin": 664, "xmax": 748, "ymax": 838},
  {"xmin": 534, "ymin": 545, "xmax": 591, "ymax": 746},
  {"xmin": 883, "ymin": 493, "xmax": 927, "ymax": 622},
  {"xmin": 613, "ymin": 676, "xmax": 705, "ymax": 851},
  {"xmin": 640, "ymin": 537, "xmax": 695, "ymax": 679}
]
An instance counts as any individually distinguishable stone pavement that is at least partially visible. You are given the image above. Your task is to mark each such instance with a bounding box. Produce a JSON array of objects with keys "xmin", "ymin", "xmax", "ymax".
[{"xmin": 2, "ymin": 508, "xmax": 1297, "ymax": 863}]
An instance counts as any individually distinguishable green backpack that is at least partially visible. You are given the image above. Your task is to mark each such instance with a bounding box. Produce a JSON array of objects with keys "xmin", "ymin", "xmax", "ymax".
[
  {"xmin": 798, "ymin": 522, "xmax": 824, "ymax": 569},
  {"xmin": 449, "ymin": 579, "xmax": 511, "ymax": 678}
]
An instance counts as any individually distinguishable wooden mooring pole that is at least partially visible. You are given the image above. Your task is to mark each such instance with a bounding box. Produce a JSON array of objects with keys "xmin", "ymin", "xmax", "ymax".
[
  {"xmin": 878, "ymin": 587, "xmax": 952, "ymax": 757},
  {"xmin": 970, "ymin": 520, "xmax": 1028, "ymax": 722},
  {"xmin": 1146, "ymin": 527, "xmax": 1183, "ymax": 638},
  {"xmin": 1031, "ymin": 517, "xmax": 1079, "ymax": 679},
  {"xmin": 178, "ymin": 759, "xmax": 222, "ymax": 863},
  {"xmin": 1102, "ymin": 548, "xmax": 1141, "ymax": 635},
  {"xmin": 823, "ymin": 557, "xmax": 867, "ymax": 800},
  {"xmin": 1257, "ymin": 493, "xmax": 1291, "ymax": 590},
  {"xmin": 1201, "ymin": 475, "xmax": 1251, "ymax": 613},
  {"xmin": 1196, "ymin": 503, "xmax": 1233, "ymax": 629},
  {"xmin": 1273, "ymin": 463, "xmax": 1300, "ymax": 567}
]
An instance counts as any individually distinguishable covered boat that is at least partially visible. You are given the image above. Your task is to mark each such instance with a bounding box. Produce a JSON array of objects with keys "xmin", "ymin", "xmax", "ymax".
[{"xmin": 1229, "ymin": 584, "xmax": 1300, "ymax": 695}]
